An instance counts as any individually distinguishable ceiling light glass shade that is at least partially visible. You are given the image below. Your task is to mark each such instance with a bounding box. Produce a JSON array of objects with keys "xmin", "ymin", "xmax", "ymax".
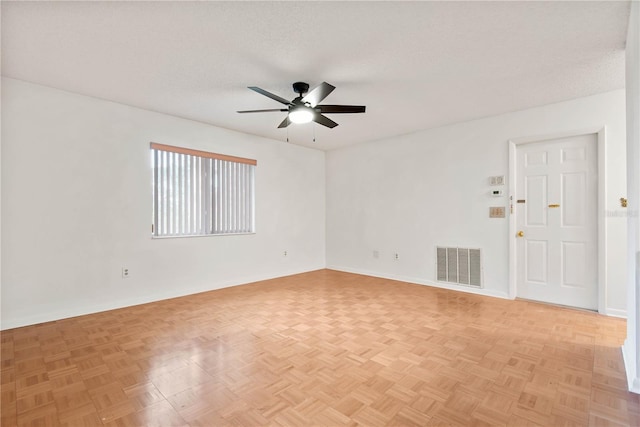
[{"xmin": 288, "ymin": 107, "xmax": 314, "ymax": 124}]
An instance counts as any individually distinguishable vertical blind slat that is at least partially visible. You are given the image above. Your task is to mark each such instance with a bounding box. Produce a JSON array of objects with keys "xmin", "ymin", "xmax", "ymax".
[
  {"xmin": 214, "ymin": 159, "xmax": 219, "ymax": 234},
  {"xmin": 178, "ymin": 154, "xmax": 183, "ymax": 235},
  {"xmin": 162, "ymin": 151, "xmax": 167, "ymax": 235},
  {"xmin": 190, "ymin": 155, "xmax": 195, "ymax": 234},
  {"xmin": 245, "ymin": 164, "xmax": 249, "ymax": 232},
  {"xmin": 173, "ymin": 153, "xmax": 177, "ymax": 235},
  {"xmin": 233, "ymin": 162, "xmax": 238, "ymax": 232},
  {"xmin": 205, "ymin": 158, "xmax": 209, "ymax": 233},
  {"xmin": 165, "ymin": 150, "xmax": 170, "ymax": 235},
  {"xmin": 166, "ymin": 152, "xmax": 171, "ymax": 235},
  {"xmin": 246, "ymin": 164, "xmax": 251, "ymax": 232},
  {"xmin": 174, "ymin": 152, "xmax": 180, "ymax": 236},
  {"xmin": 240, "ymin": 164, "xmax": 244, "ymax": 232},
  {"xmin": 242, "ymin": 163, "xmax": 247, "ymax": 233},
  {"xmin": 194, "ymin": 157, "xmax": 199, "ymax": 234},
  {"xmin": 235, "ymin": 163, "xmax": 239, "ymax": 232},
  {"xmin": 228, "ymin": 161, "xmax": 231, "ymax": 233},
  {"xmin": 181, "ymin": 154, "xmax": 186, "ymax": 235},
  {"xmin": 185, "ymin": 154, "xmax": 191, "ymax": 234},
  {"xmin": 251, "ymin": 166, "xmax": 255, "ymax": 231},
  {"xmin": 176, "ymin": 153, "xmax": 180, "ymax": 235},
  {"xmin": 228, "ymin": 162, "xmax": 233, "ymax": 233},
  {"xmin": 222, "ymin": 161, "xmax": 227, "ymax": 233},
  {"xmin": 168, "ymin": 152, "xmax": 173, "ymax": 235},
  {"xmin": 152, "ymin": 150, "xmax": 158, "ymax": 236},
  {"xmin": 198, "ymin": 157, "xmax": 203, "ymax": 234},
  {"xmin": 210, "ymin": 158, "xmax": 215, "ymax": 233},
  {"xmin": 222, "ymin": 160, "xmax": 227, "ymax": 233},
  {"xmin": 214, "ymin": 159, "xmax": 218, "ymax": 233}
]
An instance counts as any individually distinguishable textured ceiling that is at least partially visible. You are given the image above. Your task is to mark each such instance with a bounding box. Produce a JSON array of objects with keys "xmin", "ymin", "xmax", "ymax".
[{"xmin": 1, "ymin": 1, "xmax": 630, "ymax": 151}]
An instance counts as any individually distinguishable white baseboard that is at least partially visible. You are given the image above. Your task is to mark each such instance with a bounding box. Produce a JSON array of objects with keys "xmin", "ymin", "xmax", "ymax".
[
  {"xmin": 0, "ymin": 265, "xmax": 324, "ymax": 331},
  {"xmin": 326, "ymin": 265, "xmax": 511, "ymax": 300},
  {"xmin": 622, "ymin": 340, "xmax": 640, "ymax": 394},
  {"xmin": 605, "ymin": 308, "xmax": 628, "ymax": 318},
  {"xmin": 327, "ymin": 266, "xmax": 629, "ymax": 319},
  {"xmin": 5, "ymin": 265, "xmax": 625, "ymax": 330}
]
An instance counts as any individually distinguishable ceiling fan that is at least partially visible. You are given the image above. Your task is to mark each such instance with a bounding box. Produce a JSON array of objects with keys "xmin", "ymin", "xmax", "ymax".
[{"xmin": 237, "ymin": 81, "xmax": 366, "ymax": 129}]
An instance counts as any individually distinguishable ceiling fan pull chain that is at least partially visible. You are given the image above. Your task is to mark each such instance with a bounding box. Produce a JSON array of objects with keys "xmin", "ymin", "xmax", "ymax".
[{"xmin": 313, "ymin": 121, "xmax": 316, "ymax": 143}]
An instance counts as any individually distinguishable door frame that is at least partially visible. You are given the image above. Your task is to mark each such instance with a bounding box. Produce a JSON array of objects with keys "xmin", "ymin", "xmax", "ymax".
[{"xmin": 508, "ymin": 126, "xmax": 607, "ymax": 313}]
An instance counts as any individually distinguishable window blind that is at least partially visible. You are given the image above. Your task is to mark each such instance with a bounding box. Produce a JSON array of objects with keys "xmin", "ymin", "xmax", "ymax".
[{"xmin": 151, "ymin": 143, "xmax": 256, "ymax": 237}]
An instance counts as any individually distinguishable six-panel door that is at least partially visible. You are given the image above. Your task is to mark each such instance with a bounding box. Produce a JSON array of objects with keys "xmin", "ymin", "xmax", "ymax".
[{"xmin": 516, "ymin": 133, "xmax": 598, "ymax": 310}]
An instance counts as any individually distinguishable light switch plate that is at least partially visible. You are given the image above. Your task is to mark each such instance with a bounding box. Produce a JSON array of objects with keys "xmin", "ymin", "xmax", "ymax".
[
  {"xmin": 490, "ymin": 176, "xmax": 505, "ymax": 186},
  {"xmin": 489, "ymin": 207, "xmax": 505, "ymax": 218}
]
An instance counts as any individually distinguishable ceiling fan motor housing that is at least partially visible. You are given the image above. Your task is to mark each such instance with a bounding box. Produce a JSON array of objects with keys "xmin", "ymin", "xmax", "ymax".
[{"xmin": 292, "ymin": 82, "xmax": 310, "ymax": 95}]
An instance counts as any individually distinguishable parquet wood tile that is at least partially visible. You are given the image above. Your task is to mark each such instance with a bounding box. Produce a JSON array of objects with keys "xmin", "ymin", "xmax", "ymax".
[
  {"xmin": 1, "ymin": 269, "xmax": 638, "ymax": 426},
  {"xmin": 57, "ymin": 401, "xmax": 103, "ymax": 427}
]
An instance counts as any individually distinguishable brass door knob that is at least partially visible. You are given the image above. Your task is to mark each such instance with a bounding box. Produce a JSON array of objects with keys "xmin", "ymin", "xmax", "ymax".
[{"xmin": 517, "ymin": 231, "xmax": 524, "ymax": 237}]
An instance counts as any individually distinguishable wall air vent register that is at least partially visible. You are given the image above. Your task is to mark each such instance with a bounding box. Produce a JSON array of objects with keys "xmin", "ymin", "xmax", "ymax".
[{"xmin": 436, "ymin": 247, "xmax": 482, "ymax": 288}]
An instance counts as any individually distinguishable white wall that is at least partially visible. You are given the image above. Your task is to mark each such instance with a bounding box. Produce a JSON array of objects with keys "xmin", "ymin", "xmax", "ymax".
[
  {"xmin": 1, "ymin": 78, "xmax": 326, "ymax": 329},
  {"xmin": 326, "ymin": 90, "xmax": 627, "ymax": 315},
  {"xmin": 623, "ymin": 0, "xmax": 640, "ymax": 394}
]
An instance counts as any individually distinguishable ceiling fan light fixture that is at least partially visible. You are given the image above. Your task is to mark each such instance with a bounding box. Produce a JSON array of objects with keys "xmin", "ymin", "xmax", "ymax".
[
  {"xmin": 239, "ymin": 82, "xmax": 365, "ymax": 130},
  {"xmin": 288, "ymin": 107, "xmax": 314, "ymax": 124}
]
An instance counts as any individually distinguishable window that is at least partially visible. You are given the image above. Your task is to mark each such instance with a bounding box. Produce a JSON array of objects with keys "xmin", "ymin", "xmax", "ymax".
[{"xmin": 151, "ymin": 143, "xmax": 256, "ymax": 237}]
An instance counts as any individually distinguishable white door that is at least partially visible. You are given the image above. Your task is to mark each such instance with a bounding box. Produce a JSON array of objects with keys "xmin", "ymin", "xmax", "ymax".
[{"xmin": 515, "ymin": 133, "xmax": 598, "ymax": 310}]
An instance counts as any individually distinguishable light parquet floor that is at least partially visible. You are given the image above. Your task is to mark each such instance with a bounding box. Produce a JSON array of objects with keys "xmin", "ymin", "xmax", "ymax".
[{"xmin": 1, "ymin": 269, "xmax": 638, "ymax": 426}]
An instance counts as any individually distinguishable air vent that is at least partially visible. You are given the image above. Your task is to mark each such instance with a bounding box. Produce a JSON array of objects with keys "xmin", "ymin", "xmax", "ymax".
[{"xmin": 436, "ymin": 247, "xmax": 482, "ymax": 287}]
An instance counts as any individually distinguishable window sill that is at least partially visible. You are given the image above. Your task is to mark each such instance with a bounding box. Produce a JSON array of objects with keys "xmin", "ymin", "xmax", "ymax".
[{"xmin": 152, "ymin": 232, "xmax": 256, "ymax": 240}]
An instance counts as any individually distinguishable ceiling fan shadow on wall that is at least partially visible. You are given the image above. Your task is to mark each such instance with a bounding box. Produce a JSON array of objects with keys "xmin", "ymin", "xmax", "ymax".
[{"xmin": 237, "ymin": 82, "xmax": 366, "ymax": 129}]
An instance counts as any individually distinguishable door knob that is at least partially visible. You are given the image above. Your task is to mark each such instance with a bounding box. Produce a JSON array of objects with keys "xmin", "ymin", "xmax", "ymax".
[{"xmin": 517, "ymin": 231, "xmax": 524, "ymax": 237}]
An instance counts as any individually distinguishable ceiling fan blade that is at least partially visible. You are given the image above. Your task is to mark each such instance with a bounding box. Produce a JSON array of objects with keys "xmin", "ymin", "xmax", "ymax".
[
  {"xmin": 248, "ymin": 86, "xmax": 291, "ymax": 105},
  {"xmin": 317, "ymin": 105, "xmax": 366, "ymax": 114},
  {"xmin": 313, "ymin": 113, "xmax": 338, "ymax": 129},
  {"xmin": 277, "ymin": 116, "xmax": 291, "ymax": 128},
  {"xmin": 301, "ymin": 82, "xmax": 335, "ymax": 107},
  {"xmin": 237, "ymin": 108, "xmax": 288, "ymax": 113}
]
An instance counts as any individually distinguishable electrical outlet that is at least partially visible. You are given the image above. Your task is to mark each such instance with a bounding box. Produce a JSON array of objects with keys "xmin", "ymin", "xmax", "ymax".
[
  {"xmin": 122, "ymin": 267, "xmax": 130, "ymax": 279},
  {"xmin": 394, "ymin": 253, "xmax": 399, "ymax": 260},
  {"xmin": 283, "ymin": 250, "xmax": 287, "ymax": 257},
  {"xmin": 373, "ymin": 250, "xmax": 379, "ymax": 259}
]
